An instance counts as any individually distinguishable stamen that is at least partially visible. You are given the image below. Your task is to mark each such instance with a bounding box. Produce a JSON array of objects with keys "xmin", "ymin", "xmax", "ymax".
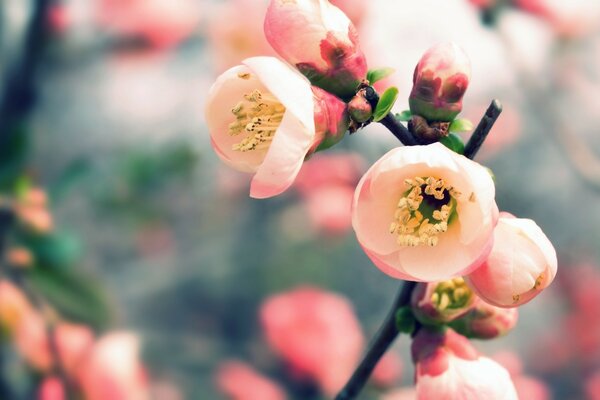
[
  {"xmin": 390, "ymin": 176, "xmax": 461, "ymax": 247},
  {"xmin": 227, "ymin": 89, "xmax": 286, "ymax": 152}
]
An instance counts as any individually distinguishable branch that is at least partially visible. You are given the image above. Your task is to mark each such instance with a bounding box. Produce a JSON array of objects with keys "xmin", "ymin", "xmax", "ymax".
[{"xmin": 463, "ymin": 100, "xmax": 503, "ymax": 159}]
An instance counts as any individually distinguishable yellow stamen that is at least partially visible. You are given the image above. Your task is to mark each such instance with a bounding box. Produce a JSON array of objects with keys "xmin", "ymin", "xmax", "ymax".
[{"xmin": 228, "ymin": 89, "xmax": 285, "ymax": 152}]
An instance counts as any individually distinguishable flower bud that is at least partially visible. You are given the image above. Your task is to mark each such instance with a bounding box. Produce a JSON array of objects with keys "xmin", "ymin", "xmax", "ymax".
[
  {"xmin": 450, "ymin": 297, "xmax": 518, "ymax": 339},
  {"xmin": 348, "ymin": 92, "xmax": 372, "ymax": 123},
  {"xmin": 466, "ymin": 213, "xmax": 557, "ymax": 307},
  {"xmin": 409, "ymin": 42, "xmax": 471, "ymax": 122},
  {"xmin": 312, "ymin": 86, "xmax": 350, "ymax": 153},
  {"xmin": 264, "ymin": 0, "xmax": 368, "ymax": 99},
  {"xmin": 411, "ymin": 278, "xmax": 476, "ymax": 325}
]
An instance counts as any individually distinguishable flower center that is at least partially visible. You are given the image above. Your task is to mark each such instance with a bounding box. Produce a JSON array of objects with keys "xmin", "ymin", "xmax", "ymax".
[
  {"xmin": 228, "ymin": 85, "xmax": 285, "ymax": 152},
  {"xmin": 431, "ymin": 278, "xmax": 472, "ymax": 311},
  {"xmin": 389, "ymin": 176, "xmax": 461, "ymax": 247}
]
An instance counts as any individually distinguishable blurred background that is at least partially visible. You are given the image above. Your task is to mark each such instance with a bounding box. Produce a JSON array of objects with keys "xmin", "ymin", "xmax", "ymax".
[{"xmin": 1, "ymin": 0, "xmax": 600, "ymax": 399}]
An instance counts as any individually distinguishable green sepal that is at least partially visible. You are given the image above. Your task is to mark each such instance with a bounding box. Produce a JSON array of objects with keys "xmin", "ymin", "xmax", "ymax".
[
  {"xmin": 396, "ymin": 110, "xmax": 412, "ymax": 122},
  {"xmin": 395, "ymin": 306, "xmax": 416, "ymax": 335},
  {"xmin": 373, "ymin": 87, "xmax": 399, "ymax": 122},
  {"xmin": 440, "ymin": 133, "xmax": 465, "ymax": 155},
  {"xmin": 367, "ymin": 67, "xmax": 395, "ymax": 85},
  {"xmin": 449, "ymin": 118, "xmax": 474, "ymax": 133}
]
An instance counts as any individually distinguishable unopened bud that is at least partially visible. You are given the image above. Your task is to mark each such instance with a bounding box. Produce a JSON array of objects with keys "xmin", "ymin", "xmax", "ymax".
[
  {"xmin": 450, "ymin": 297, "xmax": 519, "ymax": 339},
  {"xmin": 348, "ymin": 92, "xmax": 372, "ymax": 123},
  {"xmin": 409, "ymin": 42, "xmax": 471, "ymax": 122}
]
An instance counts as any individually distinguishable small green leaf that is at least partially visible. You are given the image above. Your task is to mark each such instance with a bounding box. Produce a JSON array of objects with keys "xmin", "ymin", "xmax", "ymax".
[
  {"xmin": 367, "ymin": 67, "xmax": 395, "ymax": 85},
  {"xmin": 440, "ymin": 133, "xmax": 465, "ymax": 155},
  {"xmin": 395, "ymin": 306, "xmax": 416, "ymax": 335},
  {"xmin": 449, "ymin": 118, "xmax": 474, "ymax": 133},
  {"xmin": 373, "ymin": 87, "xmax": 399, "ymax": 122},
  {"xmin": 396, "ymin": 110, "xmax": 412, "ymax": 122}
]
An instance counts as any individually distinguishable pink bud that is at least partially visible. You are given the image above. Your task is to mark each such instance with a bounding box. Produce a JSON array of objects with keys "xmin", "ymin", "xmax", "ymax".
[
  {"xmin": 450, "ymin": 297, "xmax": 518, "ymax": 339},
  {"xmin": 466, "ymin": 213, "xmax": 557, "ymax": 307},
  {"xmin": 411, "ymin": 328, "xmax": 518, "ymax": 400},
  {"xmin": 409, "ymin": 42, "xmax": 471, "ymax": 122},
  {"xmin": 411, "ymin": 278, "xmax": 476, "ymax": 325},
  {"xmin": 215, "ymin": 361, "xmax": 287, "ymax": 400},
  {"xmin": 264, "ymin": 0, "xmax": 368, "ymax": 99}
]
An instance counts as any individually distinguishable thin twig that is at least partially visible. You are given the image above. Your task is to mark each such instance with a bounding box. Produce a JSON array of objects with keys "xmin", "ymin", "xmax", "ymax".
[{"xmin": 463, "ymin": 100, "xmax": 503, "ymax": 159}]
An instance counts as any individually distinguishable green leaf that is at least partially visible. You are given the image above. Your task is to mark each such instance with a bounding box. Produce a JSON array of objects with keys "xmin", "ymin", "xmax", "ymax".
[
  {"xmin": 395, "ymin": 306, "xmax": 416, "ymax": 335},
  {"xmin": 440, "ymin": 133, "xmax": 465, "ymax": 155},
  {"xmin": 22, "ymin": 231, "xmax": 82, "ymax": 269},
  {"xmin": 367, "ymin": 67, "xmax": 395, "ymax": 85},
  {"xmin": 449, "ymin": 118, "xmax": 474, "ymax": 133},
  {"xmin": 373, "ymin": 87, "xmax": 399, "ymax": 122},
  {"xmin": 396, "ymin": 110, "xmax": 412, "ymax": 122},
  {"xmin": 27, "ymin": 266, "xmax": 112, "ymax": 330}
]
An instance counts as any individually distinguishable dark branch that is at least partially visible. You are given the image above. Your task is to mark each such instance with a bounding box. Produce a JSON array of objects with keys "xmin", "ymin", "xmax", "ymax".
[{"xmin": 463, "ymin": 100, "xmax": 503, "ymax": 159}]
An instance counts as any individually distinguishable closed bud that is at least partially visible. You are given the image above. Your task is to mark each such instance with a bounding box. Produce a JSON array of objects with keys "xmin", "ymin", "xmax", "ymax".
[
  {"xmin": 450, "ymin": 297, "xmax": 519, "ymax": 339},
  {"xmin": 411, "ymin": 278, "xmax": 476, "ymax": 325},
  {"xmin": 409, "ymin": 42, "xmax": 471, "ymax": 122},
  {"xmin": 348, "ymin": 92, "xmax": 372, "ymax": 123}
]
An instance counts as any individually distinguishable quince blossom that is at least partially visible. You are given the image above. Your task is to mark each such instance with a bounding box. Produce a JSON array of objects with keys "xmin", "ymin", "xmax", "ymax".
[
  {"xmin": 264, "ymin": 0, "xmax": 368, "ymax": 99},
  {"xmin": 352, "ymin": 143, "xmax": 498, "ymax": 282},
  {"xmin": 465, "ymin": 213, "xmax": 557, "ymax": 307},
  {"xmin": 206, "ymin": 56, "xmax": 347, "ymax": 199}
]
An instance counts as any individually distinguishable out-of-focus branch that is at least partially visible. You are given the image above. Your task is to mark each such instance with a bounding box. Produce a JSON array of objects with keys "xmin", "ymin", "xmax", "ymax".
[{"xmin": 464, "ymin": 100, "xmax": 503, "ymax": 159}]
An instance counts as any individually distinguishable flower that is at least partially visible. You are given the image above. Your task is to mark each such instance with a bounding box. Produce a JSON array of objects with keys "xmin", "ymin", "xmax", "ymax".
[
  {"xmin": 260, "ymin": 286, "xmax": 364, "ymax": 396},
  {"xmin": 409, "ymin": 42, "xmax": 471, "ymax": 122},
  {"xmin": 465, "ymin": 213, "xmax": 557, "ymax": 307},
  {"xmin": 264, "ymin": 0, "xmax": 368, "ymax": 99},
  {"xmin": 371, "ymin": 351, "xmax": 403, "ymax": 388},
  {"xmin": 206, "ymin": 56, "xmax": 348, "ymax": 199},
  {"xmin": 450, "ymin": 297, "xmax": 518, "ymax": 339},
  {"xmin": 330, "ymin": 0, "xmax": 368, "ymax": 29},
  {"xmin": 38, "ymin": 377, "xmax": 66, "ymax": 400},
  {"xmin": 77, "ymin": 332, "xmax": 149, "ymax": 400},
  {"xmin": 492, "ymin": 352, "xmax": 551, "ymax": 400},
  {"xmin": 215, "ymin": 360, "xmax": 287, "ymax": 400},
  {"xmin": 411, "ymin": 278, "xmax": 477, "ymax": 325},
  {"xmin": 411, "ymin": 328, "xmax": 518, "ymax": 399},
  {"xmin": 352, "ymin": 143, "xmax": 498, "ymax": 282}
]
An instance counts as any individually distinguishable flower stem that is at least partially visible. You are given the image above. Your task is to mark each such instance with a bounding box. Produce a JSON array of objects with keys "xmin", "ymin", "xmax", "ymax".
[
  {"xmin": 335, "ymin": 99, "xmax": 502, "ymax": 400},
  {"xmin": 463, "ymin": 100, "xmax": 503, "ymax": 159},
  {"xmin": 334, "ymin": 281, "xmax": 416, "ymax": 400}
]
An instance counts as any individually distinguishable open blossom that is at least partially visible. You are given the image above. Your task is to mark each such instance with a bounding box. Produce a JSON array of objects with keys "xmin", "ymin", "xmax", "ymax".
[
  {"xmin": 411, "ymin": 278, "xmax": 476, "ymax": 325},
  {"xmin": 352, "ymin": 143, "xmax": 497, "ymax": 282},
  {"xmin": 206, "ymin": 56, "xmax": 348, "ymax": 199},
  {"xmin": 450, "ymin": 297, "xmax": 518, "ymax": 339},
  {"xmin": 77, "ymin": 332, "xmax": 149, "ymax": 400},
  {"xmin": 260, "ymin": 286, "xmax": 364, "ymax": 396},
  {"xmin": 409, "ymin": 42, "xmax": 471, "ymax": 122},
  {"xmin": 264, "ymin": 0, "xmax": 368, "ymax": 99},
  {"xmin": 215, "ymin": 360, "xmax": 287, "ymax": 400},
  {"xmin": 411, "ymin": 328, "xmax": 518, "ymax": 399},
  {"xmin": 466, "ymin": 213, "xmax": 557, "ymax": 307}
]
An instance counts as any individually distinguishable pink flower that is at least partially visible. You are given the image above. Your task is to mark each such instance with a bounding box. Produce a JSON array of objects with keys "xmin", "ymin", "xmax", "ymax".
[
  {"xmin": 260, "ymin": 286, "xmax": 364, "ymax": 396},
  {"xmin": 466, "ymin": 213, "xmax": 557, "ymax": 307},
  {"xmin": 206, "ymin": 0, "xmax": 275, "ymax": 72},
  {"xmin": 493, "ymin": 352, "xmax": 550, "ymax": 400},
  {"xmin": 450, "ymin": 297, "xmax": 518, "ymax": 339},
  {"xmin": 206, "ymin": 56, "xmax": 348, "ymax": 199},
  {"xmin": 409, "ymin": 42, "xmax": 471, "ymax": 122},
  {"xmin": 38, "ymin": 377, "xmax": 65, "ymax": 400},
  {"xmin": 77, "ymin": 332, "xmax": 149, "ymax": 400},
  {"xmin": 514, "ymin": 0, "xmax": 600, "ymax": 37},
  {"xmin": 96, "ymin": 0, "xmax": 200, "ymax": 49},
  {"xmin": 264, "ymin": 0, "xmax": 368, "ymax": 99},
  {"xmin": 371, "ymin": 351, "xmax": 403, "ymax": 388},
  {"xmin": 294, "ymin": 153, "xmax": 365, "ymax": 234},
  {"xmin": 586, "ymin": 370, "xmax": 600, "ymax": 400},
  {"xmin": 411, "ymin": 278, "xmax": 476, "ymax": 325},
  {"xmin": 0, "ymin": 280, "xmax": 34, "ymax": 332},
  {"xmin": 215, "ymin": 360, "xmax": 287, "ymax": 400},
  {"xmin": 411, "ymin": 328, "xmax": 518, "ymax": 400},
  {"xmin": 330, "ymin": 0, "xmax": 368, "ymax": 29},
  {"xmin": 352, "ymin": 143, "xmax": 498, "ymax": 282}
]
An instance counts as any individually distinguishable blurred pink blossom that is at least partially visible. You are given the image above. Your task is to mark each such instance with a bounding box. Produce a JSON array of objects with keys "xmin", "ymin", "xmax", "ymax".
[
  {"xmin": 96, "ymin": 0, "xmax": 201, "ymax": 48},
  {"xmin": 0, "ymin": 280, "xmax": 34, "ymax": 332},
  {"xmin": 38, "ymin": 377, "xmax": 65, "ymax": 400},
  {"xmin": 215, "ymin": 360, "xmax": 287, "ymax": 400},
  {"xmin": 260, "ymin": 286, "xmax": 364, "ymax": 396},
  {"xmin": 411, "ymin": 328, "xmax": 517, "ymax": 399},
  {"xmin": 514, "ymin": 0, "xmax": 600, "ymax": 37},
  {"xmin": 371, "ymin": 351, "xmax": 403, "ymax": 388},
  {"xmin": 493, "ymin": 351, "xmax": 550, "ymax": 400},
  {"xmin": 586, "ymin": 370, "xmax": 600, "ymax": 400}
]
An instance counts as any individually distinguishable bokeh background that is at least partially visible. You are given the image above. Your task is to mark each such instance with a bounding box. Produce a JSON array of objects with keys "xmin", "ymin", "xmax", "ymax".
[{"xmin": 1, "ymin": 0, "xmax": 600, "ymax": 399}]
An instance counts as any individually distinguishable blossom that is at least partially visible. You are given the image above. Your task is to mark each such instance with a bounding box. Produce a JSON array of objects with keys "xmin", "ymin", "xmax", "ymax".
[
  {"xmin": 411, "ymin": 278, "xmax": 476, "ymax": 325},
  {"xmin": 465, "ymin": 213, "xmax": 557, "ymax": 307},
  {"xmin": 352, "ymin": 143, "xmax": 498, "ymax": 282},
  {"xmin": 260, "ymin": 286, "xmax": 364, "ymax": 396},
  {"xmin": 514, "ymin": 0, "xmax": 600, "ymax": 37},
  {"xmin": 450, "ymin": 297, "xmax": 518, "ymax": 339},
  {"xmin": 215, "ymin": 360, "xmax": 287, "ymax": 400},
  {"xmin": 0, "ymin": 280, "xmax": 34, "ymax": 332},
  {"xmin": 38, "ymin": 377, "xmax": 66, "ymax": 400},
  {"xmin": 492, "ymin": 352, "xmax": 550, "ymax": 400},
  {"xmin": 330, "ymin": 0, "xmax": 368, "ymax": 29},
  {"xmin": 411, "ymin": 328, "xmax": 518, "ymax": 399},
  {"xmin": 371, "ymin": 351, "xmax": 403, "ymax": 388},
  {"xmin": 77, "ymin": 332, "xmax": 149, "ymax": 400},
  {"xmin": 409, "ymin": 42, "xmax": 471, "ymax": 122},
  {"xmin": 206, "ymin": 56, "xmax": 348, "ymax": 199},
  {"xmin": 264, "ymin": 0, "xmax": 368, "ymax": 99}
]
